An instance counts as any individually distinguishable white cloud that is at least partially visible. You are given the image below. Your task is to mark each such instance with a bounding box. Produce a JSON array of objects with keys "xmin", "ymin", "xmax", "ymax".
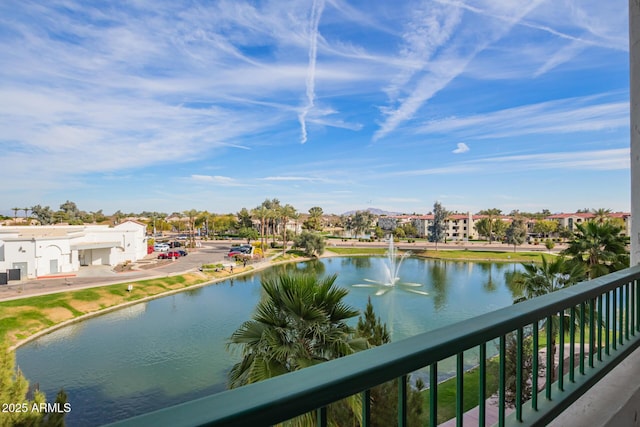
[
  {"xmin": 190, "ymin": 175, "xmax": 240, "ymax": 186},
  {"xmin": 396, "ymin": 148, "xmax": 629, "ymax": 177},
  {"xmin": 298, "ymin": 0, "xmax": 326, "ymax": 143},
  {"xmin": 452, "ymin": 142, "xmax": 469, "ymax": 154},
  {"xmin": 417, "ymin": 94, "xmax": 628, "ymax": 139},
  {"xmin": 262, "ymin": 176, "xmax": 318, "ymax": 182},
  {"xmin": 373, "ymin": 0, "xmax": 546, "ymax": 141}
]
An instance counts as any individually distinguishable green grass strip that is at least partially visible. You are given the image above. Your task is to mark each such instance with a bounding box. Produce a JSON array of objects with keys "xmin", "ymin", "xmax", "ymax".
[{"xmin": 422, "ymin": 358, "xmax": 500, "ymax": 425}]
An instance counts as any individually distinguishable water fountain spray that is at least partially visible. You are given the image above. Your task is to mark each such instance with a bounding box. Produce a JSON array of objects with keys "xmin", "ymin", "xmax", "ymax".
[{"xmin": 353, "ymin": 238, "xmax": 428, "ymax": 296}]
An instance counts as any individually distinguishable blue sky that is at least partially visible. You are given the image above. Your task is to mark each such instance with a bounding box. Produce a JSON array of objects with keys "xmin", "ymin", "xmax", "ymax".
[{"xmin": 0, "ymin": 0, "xmax": 630, "ymax": 216}]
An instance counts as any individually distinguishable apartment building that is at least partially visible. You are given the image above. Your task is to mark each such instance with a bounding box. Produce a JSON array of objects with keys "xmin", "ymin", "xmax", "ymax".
[{"xmin": 379, "ymin": 212, "xmax": 477, "ymax": 241}]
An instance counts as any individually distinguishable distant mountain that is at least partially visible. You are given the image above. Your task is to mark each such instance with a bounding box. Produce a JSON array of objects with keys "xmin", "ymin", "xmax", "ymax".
[{"xmin": 341, "ymin": 207, "xmax": 402, "ymax": 216}]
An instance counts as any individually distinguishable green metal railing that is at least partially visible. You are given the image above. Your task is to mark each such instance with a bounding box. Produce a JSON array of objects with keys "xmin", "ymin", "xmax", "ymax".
[{"xmin": 108, "ymin": 265, "xmax": 640, "ymax": 427}]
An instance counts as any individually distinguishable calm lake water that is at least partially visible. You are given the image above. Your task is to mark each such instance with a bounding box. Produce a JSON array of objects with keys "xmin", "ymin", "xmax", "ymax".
[{"xmin": 16, "ymin": 257, "xmax": 522, "ymax": 426}]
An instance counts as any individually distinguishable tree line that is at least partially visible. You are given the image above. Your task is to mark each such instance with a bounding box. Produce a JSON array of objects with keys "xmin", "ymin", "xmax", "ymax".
[{"xmin": 4, "ymin": 201, "xmax": 628, "ymax": 256}]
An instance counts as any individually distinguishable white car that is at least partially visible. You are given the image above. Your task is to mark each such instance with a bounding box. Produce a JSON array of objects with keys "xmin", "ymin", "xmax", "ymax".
[{"xmin": 154, "ymin": 243, "xmax": 170, "ymax": 252}]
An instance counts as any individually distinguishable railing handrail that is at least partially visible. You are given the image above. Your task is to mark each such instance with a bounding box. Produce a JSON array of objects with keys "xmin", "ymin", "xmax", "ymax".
[{"xmin": 107, "ymin": 264, "xmax": 640, "ymax": 427}]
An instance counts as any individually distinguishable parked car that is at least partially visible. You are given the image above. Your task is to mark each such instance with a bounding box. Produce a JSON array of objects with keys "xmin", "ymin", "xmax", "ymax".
[
  {"xmin": 228, "ymin": 245, "xmax": 253, "ymax": 258},
  {"xmin": 178, "ymin": 250, "xmax": 188, "ymax": 257},
  {"xmin": 154, "ymin": 243, "xmax": 170, "ymax": 252},
  {"xmin": 158, "ymin": 251, "xmax": 181, "ymax": 259}
]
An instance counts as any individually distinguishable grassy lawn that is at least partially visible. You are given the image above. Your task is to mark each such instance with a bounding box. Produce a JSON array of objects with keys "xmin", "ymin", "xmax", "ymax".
[
  {"xmin": 421, "ymin": 358, "xmax": 501, "ymax": 425},
  {"xmin": 324, "ymin": 247, "xmax": 388, "ymax": 255},
  {"xmin": 415, "ymin": 249, "xmax": 549, "ymax": 263},
  {"xmin": 324, "ymin": 246, "xmax": 551, "ymax": 263},
  {"xmin": 0, "ymin": 269, "xmax": 257, "ymax": 346}
]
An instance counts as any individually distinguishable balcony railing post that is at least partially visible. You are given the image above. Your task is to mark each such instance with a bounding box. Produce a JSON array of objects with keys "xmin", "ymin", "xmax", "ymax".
[
  {"xmin": 569, "ymin": 307, "xmax": 576, "ymax": 382},
  {"xmin": 631, "ymin": 279, "xmax": 637, "ymax": 336},
  {"xmin": 532, "ymin": 322, "xmax": 539, "ymax": 411},
  {"xmin": 613, "ymin": 288, "xmax": 618, "ymax": 350},
  {"xmin": 589, "ymin": 298, "xmax": 595, "ymax": 368},
  {"xmin": 317, "ymin": 406, "xmax": 327, "ymax": 427},
  {"xmin": 619, "ymin": 286, "xmax": 624, "ymax": 347},
  {"xmin": 361, "ymin": 389, "xmax": 370, "ymax": 427},
  {"xmin": 398, "ymin": 374, "xmax": 407, "ymax": 427},
  {"xmin": 456, "ymin": 353, "xmax": 464, "ymax": 427},
  {"xmin": 559, "ymin": 313, "xmax": 565, "ymax": 391},
  {"xmin": 606, "ymin": 291, "xmax": 611, "ymax": 355},
  {"xmin": 479, "ymin": 343, "xmax": 486, "ymax": 427},
  {"xmin": 625, "ymin": 282, "xmax": 630, "ymax": 341},
  {"xmin": 499, "ymin": 335, "xmax": 506, "ymax": 427},
  {"xmin": 546, "ymin": 316, "xmax": 553, "ymax": 400},
  {"xmin": 580, "ymin": 302, "xmax": 586, "ymax": 375},
  {"xmin": 429, "ymin": 363, "xmax": 438, "ymax": 427},
  {"xmin": 516, "ymin": 328, "xmax": 523, "ymax": 421},
  {"xmin": 633, "ymin": 279, "xmax": 640, "ymax": 332},
  {"xmin": 597, "ymin": 296, "xmax": 603, "ymax": 362}
]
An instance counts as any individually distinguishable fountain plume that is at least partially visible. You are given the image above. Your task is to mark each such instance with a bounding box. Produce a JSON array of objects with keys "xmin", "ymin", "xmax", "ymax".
[{"xmin": 353, "ymin": 239, "xmax": 428, "ymax": 296}]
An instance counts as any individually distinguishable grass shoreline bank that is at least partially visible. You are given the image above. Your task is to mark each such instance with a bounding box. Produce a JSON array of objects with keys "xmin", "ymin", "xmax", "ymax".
[{"xmin": 1, "ymin": 264, "xmax": 266, "ymax": 350}]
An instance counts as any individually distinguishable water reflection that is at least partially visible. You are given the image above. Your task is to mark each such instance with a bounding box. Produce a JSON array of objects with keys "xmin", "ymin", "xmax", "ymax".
[
  {"xmin": 341, "ymin": 256, "xmax": 372, "ymax": 269},
  {"xmin": 270, "ymin": 259, "xmax": 327, "ymax": 277},
  {"xmin": 183, "ymin": 287, "xmax": 203, "ymax": 298},
  {"xmin": 429, "ymin": 260, "xmax": 449, "ymax": 311},
  {"xmin": 503, "ymin": 267, "xmax": 524, "ymax": 301}
]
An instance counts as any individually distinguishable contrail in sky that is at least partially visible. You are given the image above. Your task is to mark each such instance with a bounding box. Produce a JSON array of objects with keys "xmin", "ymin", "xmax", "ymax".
[{"xmin": 299, "ymin": 0, "xmax": 325, "ymax": 143}]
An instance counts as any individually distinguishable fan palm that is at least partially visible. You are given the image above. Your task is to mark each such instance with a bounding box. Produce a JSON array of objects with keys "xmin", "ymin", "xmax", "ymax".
[
  {"xmin": 562, "ymin": 221, "xmax": 628, "ymax": 279},
  {"xmin": 512, "ymin": 257, "xmax": 586, "ymax": 382},
  {"xmin": 228, "ymin": 273, "xmax": 366, "ymax": 387},
  {"xmin": 228, "ymin": 273, "xmax": 365, "ymax": 426}
]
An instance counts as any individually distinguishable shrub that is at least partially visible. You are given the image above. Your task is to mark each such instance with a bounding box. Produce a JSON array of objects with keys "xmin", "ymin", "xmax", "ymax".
[{"xmin": 293, "ymin": 232, "xmax": 326, "ymax": 257}]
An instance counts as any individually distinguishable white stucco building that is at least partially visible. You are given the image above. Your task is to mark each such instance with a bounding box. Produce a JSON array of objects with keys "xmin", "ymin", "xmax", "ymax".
[{"xmin": 0, "ymin": 221, "xmax": 147, "ymax": 279}]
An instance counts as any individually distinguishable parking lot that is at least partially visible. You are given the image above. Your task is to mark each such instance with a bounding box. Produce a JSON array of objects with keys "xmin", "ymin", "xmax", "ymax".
[{"xmin": 0, "ymin": 240, "xmax": 253, "ymax": 301}]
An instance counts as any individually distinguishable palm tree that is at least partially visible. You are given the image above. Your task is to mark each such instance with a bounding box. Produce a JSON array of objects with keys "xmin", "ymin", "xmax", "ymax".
[
  {"xmin": 561, "ymin": 221, "xmax": 629, "ymax": 279},
  {"xmin": 512, "ymin": 257, "xmax": 586, "ymax": 382},
  {"xmin": 479, "ymin": 208, "xmax": 502, "ymax": 242},
  {"xmin": 307, "ymin": 206, "xmax": 324, "ymax": 231},
  {"xmin": 196, "ymin": 211, "xmax": 212, "ymax": 239},
  {"xmin": 251, "ymin": 205, "xmax": 270, "ymax": 257},
  {"xmin": 227, "ymin": 273, "xmax": 365, "ymax": 388},
  {"xmin": 279, "ymin": 204, "xmax": 297, "ymax": 256},
  {"xmin": 227, "ymin": 273, "xmax": 367, "ymax": 425},
  {"xmin": 591, "ymin": 208, "xmax": 612, "ymax": 224},
  {"xmin": 183, "ymin": 209, "xmax": 199, "ymax": 248},
  {"xmin": 260, "ymin": 198, "xmax": 281, "ymax": 245}
]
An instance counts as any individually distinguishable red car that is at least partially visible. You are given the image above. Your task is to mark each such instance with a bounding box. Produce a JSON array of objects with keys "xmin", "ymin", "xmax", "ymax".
[{"xmin": 158, "ymin": 251, "xmax": 181, "ymax": 259}]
